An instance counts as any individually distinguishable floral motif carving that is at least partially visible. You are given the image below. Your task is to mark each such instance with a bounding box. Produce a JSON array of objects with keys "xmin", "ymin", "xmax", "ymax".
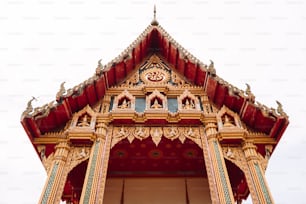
[
  {"xmin": 184, "ymin": 127, "xmax": 202, "ymax": 147},
  {"xmin": 163, "ymin": 126, "xmax": 181, "ymax": 141},
  {"xmin": 222, "ymin": 147, "xmax": 244, "ymax": 170},
  {"xmin": 111, "ymin": 126, "xmax": 131, "ymax": 148},
  {"xmin": 140, "ymin": 54, "xmax": 170, "ymax": 84},
  {"xmin": 67, "ymin": 147, "xmax": 91, "ymax": 172},
  {"xmin": 150, "ymin": 127, "xmax": 163, "ymax": 146},
  {"xmin": 119, "ymin": 71, "xmax": 139, "ymax": 87},
  {"xmin": 131, "ymin": 126, "xmax": 150, "ymax": 142},
  {"xmin": 110, "ymin": 126, "xmax": 203, "ymax": 149}
]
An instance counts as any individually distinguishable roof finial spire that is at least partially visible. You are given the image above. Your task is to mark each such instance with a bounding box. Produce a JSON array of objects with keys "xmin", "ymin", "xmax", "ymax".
[
  {"xmin": 154, "ymin": 4, "xmax": 156, "ymax": 19},
  {"xmin": 151, "ymin": 4, "xmax": 159, "ymax": 26}
]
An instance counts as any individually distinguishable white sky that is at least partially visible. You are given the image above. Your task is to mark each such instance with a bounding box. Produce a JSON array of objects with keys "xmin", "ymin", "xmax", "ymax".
[{"xmin": 0, "ymin": 0, "xmax": 305, "ymax": 203}]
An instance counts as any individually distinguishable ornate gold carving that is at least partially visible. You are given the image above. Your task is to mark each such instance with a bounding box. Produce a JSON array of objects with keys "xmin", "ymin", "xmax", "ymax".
[
  {"xmin": 112, "ymin": 126, "xmax": 130, "ymax": 148},
  {"xmin": 150, "ymin": 127, "xmax": 163, "ymax": 146},
  {"xmin": 216, "ymin": 106, "xmax": 247, "ymax": 142},
  {"xmin": 145, "ymin": 69, "xmax": 167, "ymax": 82},
  {"xmin": 222, "ymin": 147, "xmax": 245, "ymax": 170},
  {"xmin": 132, "ymin": 126, "xmax": 150, "ymax": 141},
  {"xmin": 67, "ymin": 147, "xmax": 91, "ymax": 172},
  {"xmin": 146, "ymin": 89, "xmax": 167, "ymax": 112},
  {"xmin": 163, "ymin": 126, "xmax": 180, "ymax": 141},
  {"xmin": 111, "ymin": 126, "xmax": 202, "ymax": 148},
  {"xmin": 139, "ymin": 54, "xmax": 170, "ymax": 84},
  {"xmin": 184, "ymin": 127, "xmax": 202, "ymax": 148},
  {"xmin": 112, "ymin": 90, "xmax": 135, "ymax": 111},
  {"xmin": 118, "ymin": 71, "xmax": 139, "ymax": 88},
  {"xmin": 151, "ymin": 98, "xmax": 162, "ymax": 109},
  {"xmin": 178, "ymin": 90, "xmax": 201, "ymax": 112},
  {"xmin": 69, "ymin": 105, "xmax": 96, "ymax": 130},
  {"xmin": 171, "ymin": 71, "xmax": 190, "ymax": 87},
  {"xmin": 77, "ymin": 114, "xmax": 91, "ymax": 127},
  {"xmin": 217, "ymin": 106, "xmax": 243, "ymax": 130}
]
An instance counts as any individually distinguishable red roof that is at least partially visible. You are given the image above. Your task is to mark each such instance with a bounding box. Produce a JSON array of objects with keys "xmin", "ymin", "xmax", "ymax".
[{"xmin": 21, "ymin": 21, "xmax": 289, "ymax": 143}]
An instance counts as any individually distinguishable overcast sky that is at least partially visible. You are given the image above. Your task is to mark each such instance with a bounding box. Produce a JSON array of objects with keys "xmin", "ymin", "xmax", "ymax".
[{"xmin": 0, "ymin": 0, "xmax": 305, "ymax": 203}]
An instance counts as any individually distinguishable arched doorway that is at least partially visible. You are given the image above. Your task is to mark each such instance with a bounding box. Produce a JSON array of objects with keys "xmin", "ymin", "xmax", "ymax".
[
  {"xmin": 62, "ymin": 160, "xmax": 88, "ymax": 203},
  {"xmin": 224, "ymin": 159, "xmax": 249, "ymax": 203}
]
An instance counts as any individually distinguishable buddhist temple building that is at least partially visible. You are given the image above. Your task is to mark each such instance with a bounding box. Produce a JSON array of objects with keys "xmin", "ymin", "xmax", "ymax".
[{"xmin": 21, "ymin": 9, "xmax": 289, "ymax": 204}]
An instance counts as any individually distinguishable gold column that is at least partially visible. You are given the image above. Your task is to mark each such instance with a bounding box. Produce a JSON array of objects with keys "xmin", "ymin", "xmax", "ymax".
[
  {"xmin": 242, "ymin": 141, "xmax": 274, "ymax": 204},
  {"xmin": 202, "ymin": 120, "xmax": 235, "ymax": 204},
  {"xmin": 39, "ymin": 141, "xmax": 70, "ymax": 204},
  {"xmin": 79, "ymin": 119, "xmax": 112, "ymax": 204}
]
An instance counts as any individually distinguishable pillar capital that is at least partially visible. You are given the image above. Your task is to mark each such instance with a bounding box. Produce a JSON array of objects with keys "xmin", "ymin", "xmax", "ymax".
[
  {"xmin": 55, "ymin": 141, "xmax": 70, "ymax": 150},
  {"xmin": 204, "ymin": 122, "xmax": 218, "ymax": 130},
  {"xmin": 54, "ymin": 141, "xmax": 70, "ymax": 162},
  {"xmin": 95, "ymin": 118, "xmax": 109, "ymax": 139},
  {"xmin": 242, "ymin": 140, "xmax": 259, "ymax": 161},
  {"xmin": 206, "ymin": 133, "xmax": 218, "ymax": 141}
]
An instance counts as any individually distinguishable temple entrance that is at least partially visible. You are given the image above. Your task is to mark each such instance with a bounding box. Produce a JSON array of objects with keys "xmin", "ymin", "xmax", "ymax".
[
  {"xmin": 104, "ymin": 136, "xmax": 211, "ymax": 203},
  {"xmin": 103, "ymin": 177, "xmax": 210, "ymax": 204}
]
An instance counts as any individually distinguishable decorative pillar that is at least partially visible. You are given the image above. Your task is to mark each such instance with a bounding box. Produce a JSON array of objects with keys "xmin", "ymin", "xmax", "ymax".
[
  {"xmin": 201, "ymin": 120, "xmax": 235, "ymax": 204},
  {"xmin": 242, "ymin": 141, "xmax": 274, "ymax": 204},
  {"xmin": 39, "ymin": 141, "xmax": 70, "ymax": 204},
  {"xmin": 79, "ymin": 119, "xmax": 112, "ymax": 204}
]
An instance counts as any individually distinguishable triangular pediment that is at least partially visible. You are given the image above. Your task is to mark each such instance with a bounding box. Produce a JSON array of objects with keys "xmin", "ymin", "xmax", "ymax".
[{"xmin": 115, "ymin": 54, "xmax": 192, "ymax": 89}]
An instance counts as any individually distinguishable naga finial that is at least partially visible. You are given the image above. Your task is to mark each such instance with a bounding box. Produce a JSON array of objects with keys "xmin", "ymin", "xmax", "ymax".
[
  {"xmin": 98, "ymin": 59, "xmax": 102, "ymax": 68},
  {"xmin": 208, "ymin": 60, "xmax": 216, "ymax": 77},
  {"xmin": 245, "ymin": 83, "xmax": 255, "ymax": 102},
  {"xmin": 21, "ymin": 96, "xmax": 37, "ymax": 118},
  {"xmin": 276, "ymin": 100, "xmax": 287, "ymax": 117},
  {"xmin": 96, "ymin": 59, "xmax": 103, "ymax": 76},
  {"xmin": 245, "ymin": 83, "xmax": 251, "ymax": 93},
  {"xmin": 151, "ymin": 5, "xmax": 159, "ymax": 26},
  {"xmin": 56, "ymin": 82, "xmax": 66, "ymax": 103}
]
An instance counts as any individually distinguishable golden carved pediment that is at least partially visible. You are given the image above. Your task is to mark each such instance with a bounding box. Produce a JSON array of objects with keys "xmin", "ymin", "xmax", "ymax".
[{"xmin": 115, "ymin": 54, "xmax": 192, "ymax": 89}]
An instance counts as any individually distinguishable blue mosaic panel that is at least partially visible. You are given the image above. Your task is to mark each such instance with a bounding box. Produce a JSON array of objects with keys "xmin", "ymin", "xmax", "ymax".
[
  {"xmin": 168, "ymin": 98, "xmax": 178, "ymax": 113},
  {"xmin": 83, "ymin": 141, "xmax": 100, "ymax": 203},
  {"xmin": 135, "ymin": 98, "xmax": 146, "ymax": 113},
  {"xmin": 254, "ymin": 163, "xmax": 273, "ymax": 204},
  {"xmin": 41, "ymin": 162, "xmax": 59, "ymax": 204},
  {"xmin": 213, "ymin": 141, "xmax": 232, "ymax": 204}
]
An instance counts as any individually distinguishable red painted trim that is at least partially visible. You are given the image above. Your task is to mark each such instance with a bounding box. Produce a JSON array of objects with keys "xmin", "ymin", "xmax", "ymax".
[
  {"xmin": 214, "ymin": 83, "xmax": 226, "ymax": 107},
  {"xmin": 177, "ymin": 55, "xmax": 186, "ymax": 74}
]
